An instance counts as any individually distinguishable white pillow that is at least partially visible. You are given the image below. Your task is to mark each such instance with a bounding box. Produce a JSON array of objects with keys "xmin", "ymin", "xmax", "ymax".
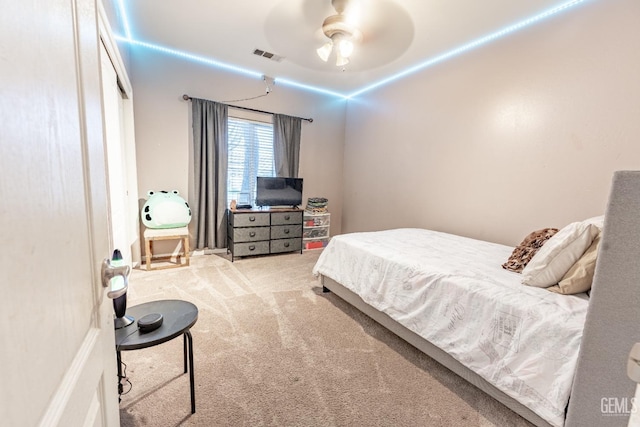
[
  {"xmin": 521, "ymin": 222, "xmax": 599, "ymax": 287},
  {"xmin": 582, "ymin": 215, "xmax": 605, "ymax": 230}
]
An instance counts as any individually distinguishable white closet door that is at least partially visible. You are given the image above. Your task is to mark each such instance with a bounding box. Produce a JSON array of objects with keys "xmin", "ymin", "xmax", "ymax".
[{"xmin": 101, "ymin": 43, "xmax": 131, "ymax": 265}]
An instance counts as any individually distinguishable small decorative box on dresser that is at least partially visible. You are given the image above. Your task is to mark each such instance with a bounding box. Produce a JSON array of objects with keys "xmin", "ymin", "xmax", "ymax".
[
  {"xmin": 227, "ymin": 208, "xmax": 303, "ymax": 261},
  {"xmin": 303, "ymin": 212, "xmax": 331, "ymax": 250}
]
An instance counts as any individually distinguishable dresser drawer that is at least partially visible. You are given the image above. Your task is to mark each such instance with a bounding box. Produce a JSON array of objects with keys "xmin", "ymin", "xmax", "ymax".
[
  {"xmin": 271, "ymin": 224, "xmax": 302, "ymax": 239},
  {"xmin": 229, "ymin": 227, "xmax": 270, "ymax": 243},
  {"xmin": 271, "ymin": 211, "xmax": 302, "ymax": 226},
  {"xmin": 270, "ymin": 238, "xmax": 302, "ymax": 254},
  {"xmin": 232, "ymin": 241, "xmax": 270, "ymax": 257},
  {"xmin": 230, "ymin": 212, "xmax": 270, "ymax": 227}
]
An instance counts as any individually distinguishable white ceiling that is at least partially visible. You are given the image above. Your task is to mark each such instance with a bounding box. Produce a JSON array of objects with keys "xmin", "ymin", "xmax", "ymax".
[{"xmin": 107, "ymin": 0, "xmax": 586, "ymax": 97}]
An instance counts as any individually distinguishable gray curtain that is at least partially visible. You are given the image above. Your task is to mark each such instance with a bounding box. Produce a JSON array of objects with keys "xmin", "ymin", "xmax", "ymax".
[
  {"xmin": 191, "ymin": 98, "xmax": 228, "ymax": 249},
  {"xmin": 273, "ymin": 114, "xmax": 302, "ymax": 177}
]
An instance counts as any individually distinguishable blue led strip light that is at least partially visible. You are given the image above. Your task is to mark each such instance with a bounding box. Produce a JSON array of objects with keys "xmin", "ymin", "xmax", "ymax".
[
  {"xmin": 114, "ymin": 0, "xmax": 588, "ymax": 100},
  {"xmin": 117, "ymin": 37, "xmax": 265, "ymax": 79},
  {"xmin": 114, "ymin": 35, "xmax": 349, "ymax": 98},
  {"xmin": 346, "ymin": 0, "xmax": 588, "ymax": 99},
  {"xmin": 274, "ymin": 78, "xmax": 347, "ymax": 99},
  {"xmin": 115, "ymin": 0, "xmax": 132, "ymax": 40}
]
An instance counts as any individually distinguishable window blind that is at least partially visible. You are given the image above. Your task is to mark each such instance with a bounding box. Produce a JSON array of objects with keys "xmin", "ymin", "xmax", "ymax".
[{"xmin": 227, "ymin": 117, "xmax": 275, "ymax": 206}]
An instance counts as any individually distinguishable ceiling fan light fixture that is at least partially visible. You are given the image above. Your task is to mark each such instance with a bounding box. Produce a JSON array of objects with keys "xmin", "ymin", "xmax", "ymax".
[
  {"xmin": 316, "ymin": 41, "xmax": 333, "ymax": 62},
  {"xmin": 316, "ymin": 0, "xmax": 361, "ymax": 67},
  {"xmin": 338, "ymin": 39, "xmax": 354, "ymax": 58},
  {"xmin": 336, "ymin": 53, "xmax": 349, "ymax": 67}
]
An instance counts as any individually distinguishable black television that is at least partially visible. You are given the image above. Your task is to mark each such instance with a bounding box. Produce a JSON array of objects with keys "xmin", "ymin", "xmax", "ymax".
[{"xmin": 255, "ymin": 177, "xmax": 303, "ymax": 208}]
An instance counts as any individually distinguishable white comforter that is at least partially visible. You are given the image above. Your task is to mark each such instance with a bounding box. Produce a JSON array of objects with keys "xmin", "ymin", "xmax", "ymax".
[{"xmin": 312, "ymin": 228, "xmax": 588, "ymax": 427}]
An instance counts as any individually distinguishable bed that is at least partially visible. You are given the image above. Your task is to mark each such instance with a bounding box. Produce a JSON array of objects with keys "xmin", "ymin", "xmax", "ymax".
[{"xmin": 313, "ymin": 171, "xmax": 640, "ymax": 427}]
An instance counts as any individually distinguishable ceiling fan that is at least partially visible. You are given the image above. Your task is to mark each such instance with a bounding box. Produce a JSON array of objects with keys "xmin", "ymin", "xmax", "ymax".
[{"xmin": 316, "ymin": 0, "xmax": 362, "ymax": 67}]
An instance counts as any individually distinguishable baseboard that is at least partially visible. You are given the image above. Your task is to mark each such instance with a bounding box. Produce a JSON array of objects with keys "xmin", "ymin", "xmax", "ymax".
[{"xmin": 142, "ymin": 248, "xmax": 226, "ymax": 263}]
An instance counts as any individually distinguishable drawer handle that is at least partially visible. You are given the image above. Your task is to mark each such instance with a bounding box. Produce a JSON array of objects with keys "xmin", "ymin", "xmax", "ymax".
[
  {"xmin": 249, "ymin": 232, "xmax": 256, "ymax": 237},
  {"xmin": 249, "ymin": 245, "xmax": 256, "ymax": 251},
  {"xmin": 249, "ymin": 216, "xmax": 256, "ymax": 222},
  {"xmin": 284, "ymin": 242, "xmax": 290, "ymax": 248},
  {"xmin": 284, "ymin": 229, "xmax": 290, "ymax": 234},
  {"xmin": 284, "ymin": 215, "xmax": 290, "ymax": 220}
]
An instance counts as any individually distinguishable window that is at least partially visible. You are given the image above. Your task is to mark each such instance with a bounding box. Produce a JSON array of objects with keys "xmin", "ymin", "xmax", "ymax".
[{"xmin": 227, "ymin": 117, "xmax": 275, "ymax": 206}]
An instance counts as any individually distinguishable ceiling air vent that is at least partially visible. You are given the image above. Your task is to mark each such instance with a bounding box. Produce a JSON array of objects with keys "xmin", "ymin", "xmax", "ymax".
[{"xmin": 253, "ymin": 48, "xmax": 284, "ymax": 62}]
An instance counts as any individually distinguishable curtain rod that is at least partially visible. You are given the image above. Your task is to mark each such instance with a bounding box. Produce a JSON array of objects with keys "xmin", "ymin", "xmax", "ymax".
[{"xmin": 182, "ymin": 94, "xmax": 313, "ymax": 123}]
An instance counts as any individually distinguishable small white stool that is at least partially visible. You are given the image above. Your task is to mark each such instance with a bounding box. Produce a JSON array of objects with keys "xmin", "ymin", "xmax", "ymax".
[{"xmin": 143, "ymin": 226, "xmax": 190, "ymax": 271}]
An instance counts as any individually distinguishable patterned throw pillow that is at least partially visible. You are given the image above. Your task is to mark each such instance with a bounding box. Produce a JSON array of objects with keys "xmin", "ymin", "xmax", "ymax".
[{"xmin": 502, "ymin": 228, "xmax": 559, "ymax": 273}]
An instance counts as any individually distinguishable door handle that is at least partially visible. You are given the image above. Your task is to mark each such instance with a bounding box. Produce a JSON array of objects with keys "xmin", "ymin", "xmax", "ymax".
[{"xmin": 101, "ymin": 257, "xmax": 130, "ymax": 299}]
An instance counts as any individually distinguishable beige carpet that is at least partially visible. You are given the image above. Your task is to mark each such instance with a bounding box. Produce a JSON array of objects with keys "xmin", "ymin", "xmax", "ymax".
[{"xmin": 119, "ymin": 251, "xmax": 533, "ymax": 427}]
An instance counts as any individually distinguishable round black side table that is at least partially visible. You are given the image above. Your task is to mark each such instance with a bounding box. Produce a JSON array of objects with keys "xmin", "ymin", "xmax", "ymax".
[{"xmin": 115, "ymin": 299, "xmax": 198, "ymax": 414}]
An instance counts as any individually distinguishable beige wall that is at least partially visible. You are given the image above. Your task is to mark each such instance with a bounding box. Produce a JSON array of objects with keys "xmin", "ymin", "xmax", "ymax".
[
  {"xmin": 129, "ymin": 47, "xmax": 347, "ymax": 243},
  {"xmin": 342, "ymin": 0, "xmax": 640, "ymax": 246}
]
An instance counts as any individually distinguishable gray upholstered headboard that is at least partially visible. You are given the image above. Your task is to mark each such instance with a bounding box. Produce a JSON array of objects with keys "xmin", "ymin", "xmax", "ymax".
[{"xmin": 566, "ymin": 171, "xmax": 640, "ymax": 426}]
